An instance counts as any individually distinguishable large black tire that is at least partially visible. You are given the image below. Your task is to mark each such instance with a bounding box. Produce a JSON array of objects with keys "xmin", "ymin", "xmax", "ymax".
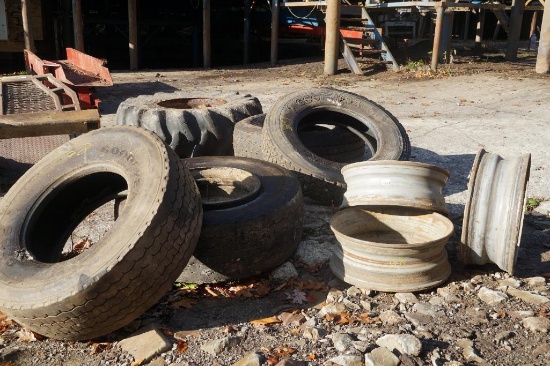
[
  {"xmin": 233, "ymin": 114, "xmax": 366, "ymax": 163},
  {"xmin": 115, "ymin": 91, "xmax": 263, "ymax": 158},
  {"xmin": 262, "ymin": 88, "xmax": 410, "ymax": 205},
  {"xmin": 0, "ymin": 126, "xmax": 203, "ymax": 340},
  {"xmin": 177, "ymin": 156, "xmax": 304, "ymax": 284}
]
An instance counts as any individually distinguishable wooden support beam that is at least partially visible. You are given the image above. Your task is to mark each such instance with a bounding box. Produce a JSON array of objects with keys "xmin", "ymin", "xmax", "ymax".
[
  {"xmin": 203, "ymin": 0, "xmax": 211, "ymax": 69},
  {"xmin": 506, "ymin": 0, "xmax": 526, "ymax": 60},
  {"xmin": 0, "ymin": 110, "xmax": 100, "ymax": 139},
  {"xmin": 128, "ymin": 0, "xmax": 138, "ymax": 70},
  {"xmin": 271, "ymin": 0, "xmax": 280, "ymax": 66},
  {"xmin": 475, "ymin": 9, "xmax": 486, "ymax": 50},
  {"xmin": 536, "ymin": 3, "xmax": 550, "ymax": 73},
  {"xmin": 431, "ymin": 4, "xmax": 444, "ymax": 70},
  {"xmin": 21, "ymin": 0, "xmax": 35, "ymax": 53},
  {"xmin": 324, "ymin": 0, "xmax": 341, "ymax": 75},
  {"xmin": 72, "ymin": 0, "xmax": 84, "ymax": 52}
]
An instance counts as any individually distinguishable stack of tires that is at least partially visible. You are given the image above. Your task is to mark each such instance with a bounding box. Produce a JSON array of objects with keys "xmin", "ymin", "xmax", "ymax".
[{"xmin": 0, "ymin": 87, "xmax": 411, "ymax": 341}]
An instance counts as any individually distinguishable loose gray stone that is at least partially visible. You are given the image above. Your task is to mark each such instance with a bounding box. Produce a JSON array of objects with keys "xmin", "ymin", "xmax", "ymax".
[
  {"xmin": 318, "ymin": 303, "xmax": 347, "ymax": 316},
  {"xmin": 457, "ymin": 338, "xmax": 485, "ymax": 364},
  {"xmin": 428, "ymin": 296, "xmax": 446, "ymax": 306},
  {"xmin": 279, "ymin": 312, "xmax": 306, "ymax": 326},
  {"xmin": 147, "ymin": 357, "xmax": 165, "ymax": 366},
  {"xmin": 379, "ymin": 310, "xmax": 403, "ymax": 325},
  {"xmin": 395, "ymin": 293, "xmax": 419, "ymax": 304},
  {"xmin": 295, "ymin": 238, "xmax": 334, "ymax": 267},
  {"xmin": 117, "ymin": 324, "xmax": 172, "ymax": 363},
  {"xmin": 365, "ymin": 346, "xmax": 400, "ymax": 366},
  {"xmin": 200, "ymin": 336, "xmax": 242, "ymax": 356},
  {"xmin": 522, "ymin": 317, "xmax": 550, "ymax": 333},
  {"xmin": 498, "ymin": 278, "xmax": 522, "ymax": 288},
  {"xmin": 270, "ymin": 262, "xmax": 298, "ymax": 283},
  {"xmin": 360, "ymin": 300, "xmax": 374, "ymax": 311},
  {"xmin": 412, "ymin": 303, "xmax": 443, "ymax": 317},
  {"xmin": 303, "ymin": 327, "xmax": 326, "ymax": 340},
  {"xmin": 506, "ymin": 287, "xmax": 550, "ymax": 305},
  {"xmin": 404, "ymin": 312, "xmax": 433, "ymax": 327},
  {"xmin": 352, "ymin": 340, "xmax": 369, "ymax": 353},
  {"xmin": 326, "ymin": 288, "xmax": 344, "ymax": 303},
  {"xmin": 232, "ymin": 351, "xmax": 263, "ymax": 366},
  {"xmin": 509, "ymin": 310, "xmax": 535, "ymax": 319},
  {"xmin": 275, "ymin": 358, "xmax": 306, "ymax": 366},
  {"xmin": 526, "ymin": 276, "xmax": 547, "ymax": 289},
  {"xmin": 332, "ymin": 333, "xmax": 355, "ymax": 352},
  {"xmin": 343, "ymin": 298, "xmax": 361, "ymax": 311},
  {"xmin": 300, "ymin": 317, "xmax": 317, "ymax": 329},
  {"xmin": 533, "ymin": 343, "xmax": 550, "ymax": 357},
  {"xmin": 329, "ymin": 355, "xmax": 363, "ymax": 366},
  {"xmin": 376, "ymin": 334, "xmax": 422, "ymax": 356},
  {"xmin": 346, "ymin": 286, "xmax": 362, "ymax": 297},
  {"xmin": 478, "ymin": 287, "xmax": 508, "ymax": 305}
]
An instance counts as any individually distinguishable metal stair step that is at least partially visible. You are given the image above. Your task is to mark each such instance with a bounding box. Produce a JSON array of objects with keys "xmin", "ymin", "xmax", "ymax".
[{"xmin": 342, "ymin": 38, "xmax": 378, "ymax": 46}]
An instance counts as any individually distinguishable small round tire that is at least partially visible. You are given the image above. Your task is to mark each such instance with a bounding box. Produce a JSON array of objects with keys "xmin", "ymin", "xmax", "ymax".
[
  {"xmin": 0, "ymin": 126, "xmax": 203, "ymax": 340},
  {"xmin": 177, "ymin": 156, "xmax": 304, "ymax": 284},
  {"xmin": 262, "ymin": 88, "xmax": 410, "ymax": 205},
  {"xmin": 115, "ymin": 91, "xmax": 263, "ymax": 157}
]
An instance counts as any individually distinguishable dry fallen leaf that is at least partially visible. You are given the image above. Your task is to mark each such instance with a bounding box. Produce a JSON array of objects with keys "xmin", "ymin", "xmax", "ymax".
[
  {"xmin": 16, "ymin": 328, "xmax": 40, "ymax": 342},
  {"xmin": 265, "ymin": 355, "xmax": 279, "ymax": 365},
  {"xmin": 308, "ymin": 353, "xmax": 317, "ymax": 360},
  {"xmin": 176, "ymin": 340, "xmax": 188, "ymax": 354},
  {"xmin": 89, "ymin": 342, "xmax": 111, "ymax": 355},
  {"xmin": 250, "ymin": 316, "xmax": 282, "ymax": 326},
  {"xmin": 130, "ymin": 359, "xmax": 145, "ymax": 366},
  {"xmin": 286, "ymin": 289, "xmax": 307, "ymax": 304},
  {"xmin": 272, "ymin": 346, "xmax": 296, "ymax": 358}
]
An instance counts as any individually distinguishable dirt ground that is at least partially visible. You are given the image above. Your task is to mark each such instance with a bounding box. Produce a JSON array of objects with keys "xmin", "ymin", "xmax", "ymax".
[{"xmin": 1, "ymin": 45, "xmax": 550, "ymax": 366}]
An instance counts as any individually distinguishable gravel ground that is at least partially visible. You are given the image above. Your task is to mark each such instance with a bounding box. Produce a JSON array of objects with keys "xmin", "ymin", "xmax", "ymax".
[{"xmin": 1, "ymin": 52, "xmax": 550, "ymax": 366}]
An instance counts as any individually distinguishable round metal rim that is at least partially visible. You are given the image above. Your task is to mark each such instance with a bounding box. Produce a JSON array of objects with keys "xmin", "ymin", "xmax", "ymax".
[
  {"xmin": 330, "ymin": 206, "xmax": 454, "ymax": 292},
  {"xmin": 341, "ymin": 160, "xmax": 450, "ymax": 214},
  {"xmin": 460, "ymin": 148, "xmax": 531, "ymax": 274}
]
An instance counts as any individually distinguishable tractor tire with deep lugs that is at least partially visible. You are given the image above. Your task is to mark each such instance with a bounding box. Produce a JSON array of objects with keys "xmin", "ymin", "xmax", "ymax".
[
  {"xmin": 262, "ymin": 88, "xmax": 410, "ymax": 205},
  {"xmin": 177, "ymin": 156, "xmax": 304, "ymax": 284},
  {"xmin": 0, "ymin": 126, "xmax": 203, "ymax": 340},
  {"xmin": 115, "ymin": 91, "xmax": 263, "ymax": 157}
]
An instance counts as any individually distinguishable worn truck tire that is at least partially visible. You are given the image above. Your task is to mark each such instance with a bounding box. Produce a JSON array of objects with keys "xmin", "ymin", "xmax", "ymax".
[
  {"xmin": 233, "ymin": 113, "xmax": 366, "ymax": 163},
  {"xmin": 115, "ymin": 91, "xmax": 263, "ymax": 157},
  {"xmin": 262, "ymin": 88, "xmax": 410, "ymax": 205},
  {"xmin": 177, "ymin": 156, "xmax": 304, "ymax": 284},
  {"xmin": 0, "ymin": 126, "xmax": 203, "ymax": 340}
]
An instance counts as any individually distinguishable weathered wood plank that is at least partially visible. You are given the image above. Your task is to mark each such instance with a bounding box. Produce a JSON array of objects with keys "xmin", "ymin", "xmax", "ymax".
[{"xmin": 0, "ymin": 109, "xmax": 100, "ymax": 139}]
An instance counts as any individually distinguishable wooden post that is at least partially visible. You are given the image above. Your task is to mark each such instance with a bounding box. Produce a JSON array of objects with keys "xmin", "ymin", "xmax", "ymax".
[
  {"xmin": 128, "ymin": 0, "xmax": 138, "ymax": 70},
  {"xmin": 463, "ymin": 11, "xmax": 471, "ymax": 41},
  {"xmin": 505, "ymin": 0, "xmax": 526, "ymax": 60},
  {"xmin": 529, "ymin": 10, "xmax": 538, "ymax": 36},
  {"xmin": 72, "ymin": 0, "xmax": 84, "ymax": 51},
  {"xmin": 270, "ymin": 0, "xmax": 279, "ymax": 66},
  {"xmin": 475, "ymin": 9, "xmax": 486, "ymax": 50},
  {"xmin": 431, "ymin": 3, "xmax": 444, "ymax": 70},
  {"xmin": 324, "ymin": 0, "xmax": 341, "ymax": 75},
  {"xmin": 536, "ymin": 3, "xmax": 550, "ymax": 73},
  {"xmin": 244, "ymin": 0, "xmax": 250, "ymax": 64},
  {"xmin": 203, "ymin": 0, "xmax": 211, "ymax": 69},
  {"xmin": 21, "ymin": 0, "xmax": 35, "ymax": 53}
]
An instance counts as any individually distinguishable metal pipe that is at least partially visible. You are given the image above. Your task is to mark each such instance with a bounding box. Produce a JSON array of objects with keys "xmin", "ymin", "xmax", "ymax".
[
  {"xmin": 203, "ymin": 0, "xmax": 211, "ymax": 69},
  {"xmin": 505, "ymin": 0, "xmax": 526, "ymax": 60},
  {"xmin": 431, "ymin": 3, "xmax": 444, "ymax": 70},
  {"xmin": 128, "ymin": 0, "xmax": 138, "ymax": 70},
  {"xmin": 71, "ymin": 0, "xmax": 84, "ymax": 51},
  {"xmin": 324, "ymin": 0, "xmax": 341, "ymax": 75},
  {"xmin": 270, "ymin": 0, "xmax": 279, "ymax": 66},
  {"xmin": 536, "ymin": 4, "xmax": 550, "ymax": 73},
  {"xmin": 21, "ymin": 0, "xmax": 35, "ymax": 52}
]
